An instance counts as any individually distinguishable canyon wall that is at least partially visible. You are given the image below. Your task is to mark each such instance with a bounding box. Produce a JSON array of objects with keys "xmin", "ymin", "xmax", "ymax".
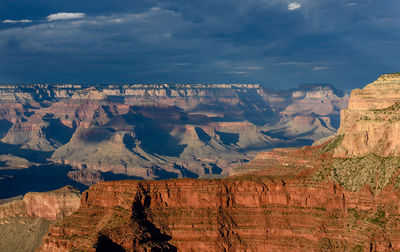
[
  {"xmin": 37, "ymin": 74, "xmax": 400, "ymax": 251},
  {"xmin": 39, "ymin": 176, "xmax": 400, "ymax": 252},
  {"xmin": 335, "ymin": 73, "xmax": 400, "ymax": 157},
  {"xmin": 0, "ymin": 83, "xmax": 347, "ymax": 182}
]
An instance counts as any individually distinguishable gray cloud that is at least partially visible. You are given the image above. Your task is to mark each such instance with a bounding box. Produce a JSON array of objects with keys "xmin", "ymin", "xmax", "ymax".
[{"xmin": 0, "ymin": 0, "xmax": 399, "ymax": 89}]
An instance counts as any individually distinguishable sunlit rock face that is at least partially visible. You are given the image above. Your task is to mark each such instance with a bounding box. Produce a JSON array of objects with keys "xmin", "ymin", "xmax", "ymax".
[
  {"xmin": 0, "ymin": 83, "xmax": 347, "ymax": 179},
  {"xmin": 335, "ymin": 74, "xmax": 400, "ymax": 157},
  {"xmin": 347, "ymin": 74, "xmax": 400, "ymax": 111},
  {"xmin": 0, "ymin": 186, "xmax": 80, "ymax": 221},
  {"xmin": 0, "ymin": 186, "xmax": 81, "ymax": 252},
  {"xmin": 38, "ymin": 173, "xmax": 400, "ymax": 252}
]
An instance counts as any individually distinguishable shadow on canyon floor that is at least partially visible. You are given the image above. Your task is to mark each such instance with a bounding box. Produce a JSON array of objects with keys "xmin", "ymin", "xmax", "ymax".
[
  {"xmin": 0, "ymin": 164, "xmax": 88, "ymax": 199},
  {"xmin": 274, "ymin": 138, "xmax": 314, "ymax": 148},
  {"xmin": 0, "ymin": 142, "xmax": 53, "ymax": 163},
  {"xmin": 0, "ymin": 136, "xmax": 314, "ymax": 200},
  {"xmin": 0, "ymin": 165, "xmax": 150, "ymax": 200},
  {"xmin": 101, "ymin": 172, "xmax": 143, "ymax": 181}
]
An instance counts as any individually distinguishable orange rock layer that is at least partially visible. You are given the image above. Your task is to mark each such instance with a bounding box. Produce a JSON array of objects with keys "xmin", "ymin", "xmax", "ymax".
[
  {"xmin": 336, "ymin": 73, "xmax": 400, "ymax": 157},
  {"xmin": 39, "ymin": 169, "xmax": 400, "ymax": 251}
]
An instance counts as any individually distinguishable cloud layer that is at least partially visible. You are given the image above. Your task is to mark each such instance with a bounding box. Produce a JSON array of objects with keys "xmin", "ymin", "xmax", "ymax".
[
  {"xmin": 3, "ymin": 19, "xmax": 32, "ymax": 24},
  {"xmin": 47, "ymin": 12, "xmax": 86, "ymax": 21},
  {"xmin": 0, "ymin": 0, "xmax": 399, "ymax": 89}
]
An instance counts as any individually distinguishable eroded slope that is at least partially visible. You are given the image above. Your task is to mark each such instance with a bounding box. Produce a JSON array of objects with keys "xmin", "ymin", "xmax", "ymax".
[
  {"xmin": 0, "ymin": 186, "xmax": 80, "ymax": 252},
  {"xmin": 0, "ymin": 83, "xmax": 347, "ymax": 182}
]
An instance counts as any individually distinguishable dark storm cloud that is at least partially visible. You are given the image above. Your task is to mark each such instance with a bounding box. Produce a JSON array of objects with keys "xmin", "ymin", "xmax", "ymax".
[{"xmin": 0, "ymin": 0, "xmax": 399, "ymax": 89}]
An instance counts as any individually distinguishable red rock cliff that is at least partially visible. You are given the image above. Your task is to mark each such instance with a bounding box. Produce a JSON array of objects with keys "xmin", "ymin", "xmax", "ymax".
[{"xmin": 39, "ymin": 171, "xmax": 400, "ymax": 252}]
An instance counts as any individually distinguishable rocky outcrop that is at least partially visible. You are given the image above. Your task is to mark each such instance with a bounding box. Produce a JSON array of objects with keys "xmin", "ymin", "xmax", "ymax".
[
  {"xmin": 347, "ymin": 74, "xmax": 400, "ymax": 111},
  {"xmin": 0, "ymin": 185, "xmax": 80, "ymax": 221},
  {"xmin": 0, "ymin": 186, "xmax": 81, "ymax": 252},
  {"xmin": 335, "ymin": 73, "xmax": 400, "ymax": 157},
  {"xmin": 67, "ymin": 169, "xmax": 103, "ymax": 187}
]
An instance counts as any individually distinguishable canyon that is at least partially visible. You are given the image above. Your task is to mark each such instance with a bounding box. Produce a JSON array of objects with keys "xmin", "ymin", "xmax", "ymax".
[
  {"xmin": 0, "ymin": 83, "xmax": 347, "ymax": 196},
  {"xmin": 31, "ymin": 73, "xmax": 400, "ymax": 251}
]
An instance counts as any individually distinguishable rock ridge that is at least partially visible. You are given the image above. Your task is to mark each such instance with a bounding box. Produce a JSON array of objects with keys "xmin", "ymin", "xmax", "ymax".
[
  {"xmin": 335, "ymin": 73, "xmax": 400, "ymax": 157},
  {"xmin": 0, "ymin": 186, "xmax": 81, "ymax": 252},
  {"xmin": 0, "ymin": 185, "xmax": 80, "ymax": 221}
]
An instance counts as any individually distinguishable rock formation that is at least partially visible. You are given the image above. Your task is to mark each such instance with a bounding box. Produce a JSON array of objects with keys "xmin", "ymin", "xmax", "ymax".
[
  {"xmin": 39, "ymin": 155, "xmax": 400, "ymax": 251},
  {"xmin": 0, "ymin": 83, "xmax": 348, "ymax": 183},
  {"xmin": 37, "ymin": 74, "xmax": 400, "ymax": 251},
  {"xmin": 0, "ymin": 186, "xmax": 80, "ymax": 252},
  {"xmin": 335, "ymin": 73, "xmax": 400, "ymax": 157},
  {"xmin": 0, "ymin": 154, "xmax": 31, "ymax": 169}
]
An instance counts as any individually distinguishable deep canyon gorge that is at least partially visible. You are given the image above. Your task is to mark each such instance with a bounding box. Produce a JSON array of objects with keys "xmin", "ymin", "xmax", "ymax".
[
  {"xmin": 0, "ymin": 82, "xmax": 347, "ymax": 198},
  {"xmin": 5, "ymin": 74, "xmax": 400, "ymax": 251}
]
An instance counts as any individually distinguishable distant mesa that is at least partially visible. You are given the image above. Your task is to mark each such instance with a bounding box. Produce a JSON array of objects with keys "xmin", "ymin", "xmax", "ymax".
[{"xmin": 0, "ymin": 82, "xmax": 347, "ymax": 186}]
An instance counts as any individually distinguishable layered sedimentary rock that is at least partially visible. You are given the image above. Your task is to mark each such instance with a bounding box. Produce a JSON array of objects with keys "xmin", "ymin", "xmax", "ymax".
[
  {"xmin": 335, "ymin": 73, "xmax": 400, "ymax": 157},
  {"xmin": 38, "ymin": 74, "xmax": 400, "ymax": 251},
  {"xmin": 39, "ymin": 148, "xmax": 400, "ymax": 252},
  {"xmin": 0, "ymin": 83, "xmax": 347, "ymax": 181},
  {"xmin": 0, "ymin": 186, "xmax": 80, "ymax": 252},
  {"xmin": 0, "ymin": 185, "xmax": 80, "ymax": 221}
]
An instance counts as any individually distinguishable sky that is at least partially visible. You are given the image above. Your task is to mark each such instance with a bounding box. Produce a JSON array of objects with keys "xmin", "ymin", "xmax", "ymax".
[{"xmin": 0, "ymin": 0, "xmax": 399, "ymax": 90}]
